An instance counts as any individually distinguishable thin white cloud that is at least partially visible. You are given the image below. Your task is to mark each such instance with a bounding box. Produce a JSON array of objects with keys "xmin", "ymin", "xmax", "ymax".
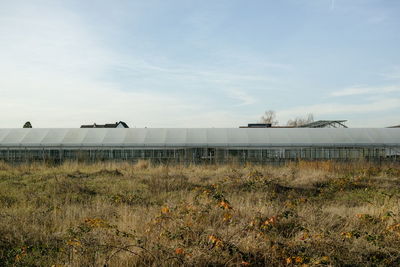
[
  {"xmin": 330, "ymin": 0, "xmax": 335, "ymax": 10},
  {"xmin": 0, "ymin": 66, "xmax": 260, "ymax": 128},
  {"xmin": 2, "ymin": 1, "xmax": 397, "ymax": 130},
  {"xmin": 349, "ymin": 114, "xmax": 400, "ymax": 128},
  {"xmin": 0, "ymin": 4, "xmax": 188, "ymax": 127},
  {"xmin": 224, "ymin": 88, "xmax": 256, "ymax": 106},
  {"xmin": 123, "ymin": 63, "xmax": 278, "ymax": 84},
  {"xmin": 330, "ymin": 85, "xmax": 400, "ymax": 97},
  {"xmin": 381, "ymin": 67, "xmax": 400, "ymax": 81},
  {"xmin": 0, "ymin": 68, "xmax": 194, "ymax": 127},
  {"xmin": 0, "ymin": 2, "xmax": 274, "ymax": 128},
  {"xmin": 279, "ymin": 98, "xmax": 400, "ymax": 121},
  {"xmin": 368, "ymin": 15, "xmax": 387, "ymax": 24}
]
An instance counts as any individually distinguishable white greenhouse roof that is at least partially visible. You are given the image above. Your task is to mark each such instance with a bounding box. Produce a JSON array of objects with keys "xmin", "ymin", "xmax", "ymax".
[{"xmin": 0, "ymin": 128, "xmax": 399, "ymax": 148}]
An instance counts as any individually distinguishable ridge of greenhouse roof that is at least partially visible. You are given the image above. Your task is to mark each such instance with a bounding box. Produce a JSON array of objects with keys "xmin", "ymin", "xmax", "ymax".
[{"xmin": 0, "ymin": 128, "xmax": 399, "ymax": 148}]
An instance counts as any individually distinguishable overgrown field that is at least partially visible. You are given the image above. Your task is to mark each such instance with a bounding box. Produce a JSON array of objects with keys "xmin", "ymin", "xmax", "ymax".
[{"xmin": 0, "ymin": 161, "xmax": 400, "ymax": 266}]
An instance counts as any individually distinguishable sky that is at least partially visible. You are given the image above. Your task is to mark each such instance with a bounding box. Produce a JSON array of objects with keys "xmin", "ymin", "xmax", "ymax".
[{"xmin": 0, "ymin": 0, "xmax": 399, "ymax": 128}]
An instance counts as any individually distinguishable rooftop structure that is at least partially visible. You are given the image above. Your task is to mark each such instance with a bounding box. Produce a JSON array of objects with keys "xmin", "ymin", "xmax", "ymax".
[
  {"xmin": 240, "ymin": 123, "xmax": 273, "ymax": 128},
  {"xmin": 297, "ymin": 120, "xmax": 348, "ymax": 128},
  {"xmin": 80, "ymin": 121, "xmax": 129, "ymax": 128},
  {"xmin": 240, "ymin": 120, "xmax": 348, "ymax": 129}
]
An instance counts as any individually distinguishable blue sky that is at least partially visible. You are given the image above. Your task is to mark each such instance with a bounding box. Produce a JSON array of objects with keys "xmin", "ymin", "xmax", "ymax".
[{"xmin": 0, "ymin": 0, "xmax": 399, "ymax": 127}]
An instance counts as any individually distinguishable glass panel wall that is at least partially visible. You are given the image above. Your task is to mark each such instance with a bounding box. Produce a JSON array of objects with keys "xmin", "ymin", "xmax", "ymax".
[{"xmin": 0, "ymin": 146, "xmax": 398, "ymax": 164}]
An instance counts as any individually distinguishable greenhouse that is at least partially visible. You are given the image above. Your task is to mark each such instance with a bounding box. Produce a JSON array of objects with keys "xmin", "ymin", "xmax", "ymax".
[{"xmin": 0, "ymin": 128, "xmax": 399, "ymax": 163}]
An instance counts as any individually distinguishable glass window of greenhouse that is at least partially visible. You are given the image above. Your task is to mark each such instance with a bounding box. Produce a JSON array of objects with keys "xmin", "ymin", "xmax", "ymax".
[{"xmin": 0, "ymin": 128, "xmax": 399, "ymax": 163}]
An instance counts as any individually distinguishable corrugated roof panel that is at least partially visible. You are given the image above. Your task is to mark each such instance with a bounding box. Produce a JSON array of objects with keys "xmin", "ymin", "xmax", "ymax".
[
  {"xmin": 305, "ymin": 129, "xmax": 337, "ymax": 145},
  {"xmin": 386, "ymin": 129, "xmax": 400, "ymax": 144},
  {"xmin": 246, "ymin": 129, "xmax": 269, "ymax": 145},
  {"xmin": 1, "ymin": 129, "xmax": 30, "ymax": 146},
  {"xmin": 165, "ymin": 128, "xmax": 187, "ymax": 145},
  {"xmin": 103, "ymin": 129, "xmax": 128, "ymax": 145},
  {"xmin": 20, "ymin": 129, "xmax": 49, "ymax": 146},
  {"xmin": 186, "ymin": 128, "xmax": 207, "ymax": 146},
  {"xmin": 124, "ymin": 128, "xmax": 146, "ymax": 146},
  {"xmin": 206, "ymin": 128, "xmax": 228, "ymax": 146},
  {"xmin": 267, "ymin": 129, "xmax": 291, "ymax": 145},
  {"xmin": 285, "ymin": 129, "xmax": 312, "ymax": 145},
  {"xmin": 227, "ymin": 128, "xmax": 249, "ymax": 146},
  {"xmin": 348, "ymin": 128, "xmax": 375, "ymax": 144},
  {"xmin": 367, "ymin": 129, "xmax": 391, "ymax": 145},
  {"xmin": 41, "ymin": 129, "xmax": 69, "ymax": 146},
  {"xmin": 323, "ymin": 129, "xmax": 352, "ymax": 144},
  {"xmin": 0, "ymin": 129, "xmax": 11, "ymax": 144},
  {"xmin": 144, "ymin": 128, "xmax": 167, "ymax": 146},
  {"xmin": 61, "ymin": 129, "xmax": 89, "ymax": 146},
  {"xmin": 82, "ymin": 129, "xmax": 108, "ymax": 145}
]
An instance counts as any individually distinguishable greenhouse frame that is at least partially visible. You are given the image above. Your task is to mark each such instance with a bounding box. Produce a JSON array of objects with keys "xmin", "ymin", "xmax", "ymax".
[{"xmin": 0, "ymin": 128, "xmax": 399, "ymax": 163}]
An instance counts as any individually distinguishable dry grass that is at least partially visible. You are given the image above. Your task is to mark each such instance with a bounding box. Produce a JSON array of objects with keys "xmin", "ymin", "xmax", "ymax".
[{"xmin": 0, "ymin": 160, "xmax": 400, "ymax": 266}]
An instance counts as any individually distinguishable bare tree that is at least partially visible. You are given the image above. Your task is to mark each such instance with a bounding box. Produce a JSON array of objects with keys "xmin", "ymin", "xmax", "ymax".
[
  {"xmin": 287, "ymin": 113, "xmax": 314, "ymax": 127},
  {"xmin": 260, "ymin": 110, "xmax": 279, "ymax": 126}
]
